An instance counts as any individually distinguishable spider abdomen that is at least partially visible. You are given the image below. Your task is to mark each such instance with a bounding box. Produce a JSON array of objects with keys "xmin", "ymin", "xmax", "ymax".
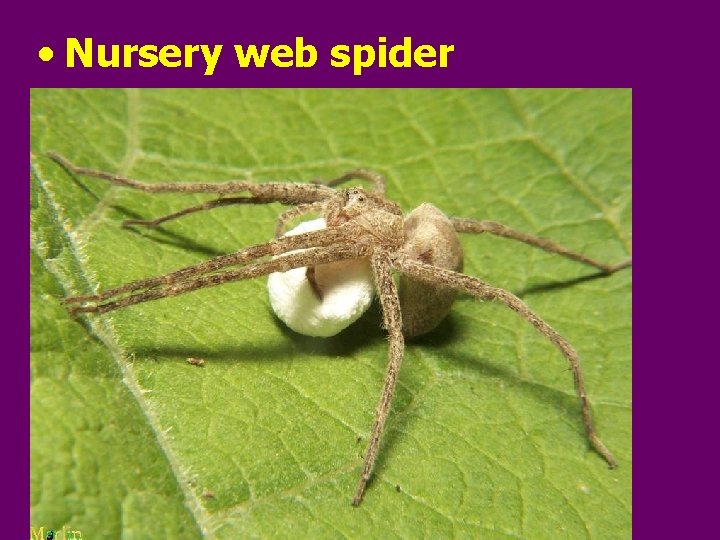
[{"xmin": 399, "ymin": 203, "xmax": 463, "ymax": 337}]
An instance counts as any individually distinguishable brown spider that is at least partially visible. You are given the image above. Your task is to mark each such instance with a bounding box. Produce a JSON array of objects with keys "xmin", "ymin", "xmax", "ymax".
[{"xmin": 48, "ymin": 152, "xmax": 631, "ymax": 506}]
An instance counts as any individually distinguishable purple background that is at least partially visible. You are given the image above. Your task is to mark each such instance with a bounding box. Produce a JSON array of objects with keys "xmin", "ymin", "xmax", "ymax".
[
  {"xmin": 14, "ymin": 0, "xmax": 716, "ymax": 536},
  {"xmin": 27, "ymin": 3, "xmax": 640, "ymax": 87}
]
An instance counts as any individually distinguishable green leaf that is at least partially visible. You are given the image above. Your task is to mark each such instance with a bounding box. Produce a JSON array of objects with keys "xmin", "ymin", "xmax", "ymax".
[{"xmin": 31, "ymin": 89, "xmax": 631, "ymax": 539}]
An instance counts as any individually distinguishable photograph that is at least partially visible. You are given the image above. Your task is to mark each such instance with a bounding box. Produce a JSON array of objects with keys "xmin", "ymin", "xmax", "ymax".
[{"xmin": 30, "ymin": 88, "xmax": 632, "ymax": 538}]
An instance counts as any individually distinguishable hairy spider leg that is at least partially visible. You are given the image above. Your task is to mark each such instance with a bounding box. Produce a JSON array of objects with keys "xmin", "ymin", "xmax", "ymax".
[
  {"xmin": 47, "ymin": 151, "xmax": 335, "ymax": 199},
  {"xmin": 352, "ymin": 250, "xmax": 404, "ymax": 506},
  {"xmin": 69, "ymin": 244, "xmax": 367, "ymax": 315},
  {"xmin": 65, "ymin": 224, "xmax": 365, "ymax": 308},
  {"xmin": 321, "ymin": 169, "xmax": 387, "ymax": 195},
  {"xmin": 274, "ymin": 202, "xmax": 327, "ymax": 237},
  {"xmin": 122, "ymin": 196, "xmax": 271, "ymax": 228},
  {"xmin": 451, "ymin": 218, "xmax": 631, "ymax": 274},
  {"xmin": 394, "ymin": 255, "xmax": 618, "ymax": 468},
  {"xmin": 123, "ymin": 169, "xmax": 389, "ymax": 233}
]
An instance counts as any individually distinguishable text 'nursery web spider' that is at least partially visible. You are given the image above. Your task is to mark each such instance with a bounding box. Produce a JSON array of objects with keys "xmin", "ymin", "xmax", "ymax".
[{"xmin": 48, "ymin": 152, "xmax": 631, "ymax": 506}]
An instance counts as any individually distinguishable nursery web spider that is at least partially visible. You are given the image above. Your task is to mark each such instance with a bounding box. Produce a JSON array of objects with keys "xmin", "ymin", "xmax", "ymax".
[{"xmin": 48, "ymin": 152, "xmax": 631, "ymax": 506}]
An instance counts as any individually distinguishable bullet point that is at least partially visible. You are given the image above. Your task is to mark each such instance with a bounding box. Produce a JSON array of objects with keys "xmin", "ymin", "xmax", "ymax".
[{"xmin": 38, "ymin": 47, "xmax": 54, "ymax": 62}]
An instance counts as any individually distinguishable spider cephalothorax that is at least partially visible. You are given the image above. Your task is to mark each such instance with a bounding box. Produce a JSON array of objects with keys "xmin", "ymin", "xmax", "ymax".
[{"xmin": 48, "ymin": 152, "xmax": 630, "ymax": 506}]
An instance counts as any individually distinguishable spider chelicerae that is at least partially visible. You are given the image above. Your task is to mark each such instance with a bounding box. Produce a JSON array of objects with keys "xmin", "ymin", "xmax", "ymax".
[{"xmin": 48, "ymin": 152, "xmax": 631, "ymax": 506}]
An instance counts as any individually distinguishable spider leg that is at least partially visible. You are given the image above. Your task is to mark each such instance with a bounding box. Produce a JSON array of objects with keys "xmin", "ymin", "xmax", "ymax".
[
  {"xmin": 47, "ymin": 151, "xmax": 334, "ymax": 203},
  {"xmin": 274, "ymin": 202, "xmax": 326, "ymax": 236},
  {"xmin": 352, "ymin": 249, "xmax": 405, "ymax": 506},
  {"xmin": 319, "ymin": 169, "xmax": 386, "ymax": 195},
  {"xmin": 394, "ymin": 255, "xmax": 618, "ymax": 468},
  {"xmin": 65, "ymin": 224, "xmax": 363, "ymax": 310},
  {"xmin": 450, "ymin": 218, "xmax": 631, "ymax": 273},
  {"xmin": 70, "ymin": 244, "xmax": 366, "ymax": 314},
  {"xmin": 122, "ymin": 196, "xmax": 270, "ymax": 228}
]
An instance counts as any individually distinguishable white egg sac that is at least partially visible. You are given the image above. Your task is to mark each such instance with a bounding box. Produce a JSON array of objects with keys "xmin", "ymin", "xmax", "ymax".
[{"xmin": 267, "ymin": 218, "xmax": 375, "ymax": 337}]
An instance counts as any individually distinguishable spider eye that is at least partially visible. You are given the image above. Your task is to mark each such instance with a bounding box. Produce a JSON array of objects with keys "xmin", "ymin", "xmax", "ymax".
[{"xmin": 346, "ymin": 188, "xmax": 365, "ymax": 204}]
